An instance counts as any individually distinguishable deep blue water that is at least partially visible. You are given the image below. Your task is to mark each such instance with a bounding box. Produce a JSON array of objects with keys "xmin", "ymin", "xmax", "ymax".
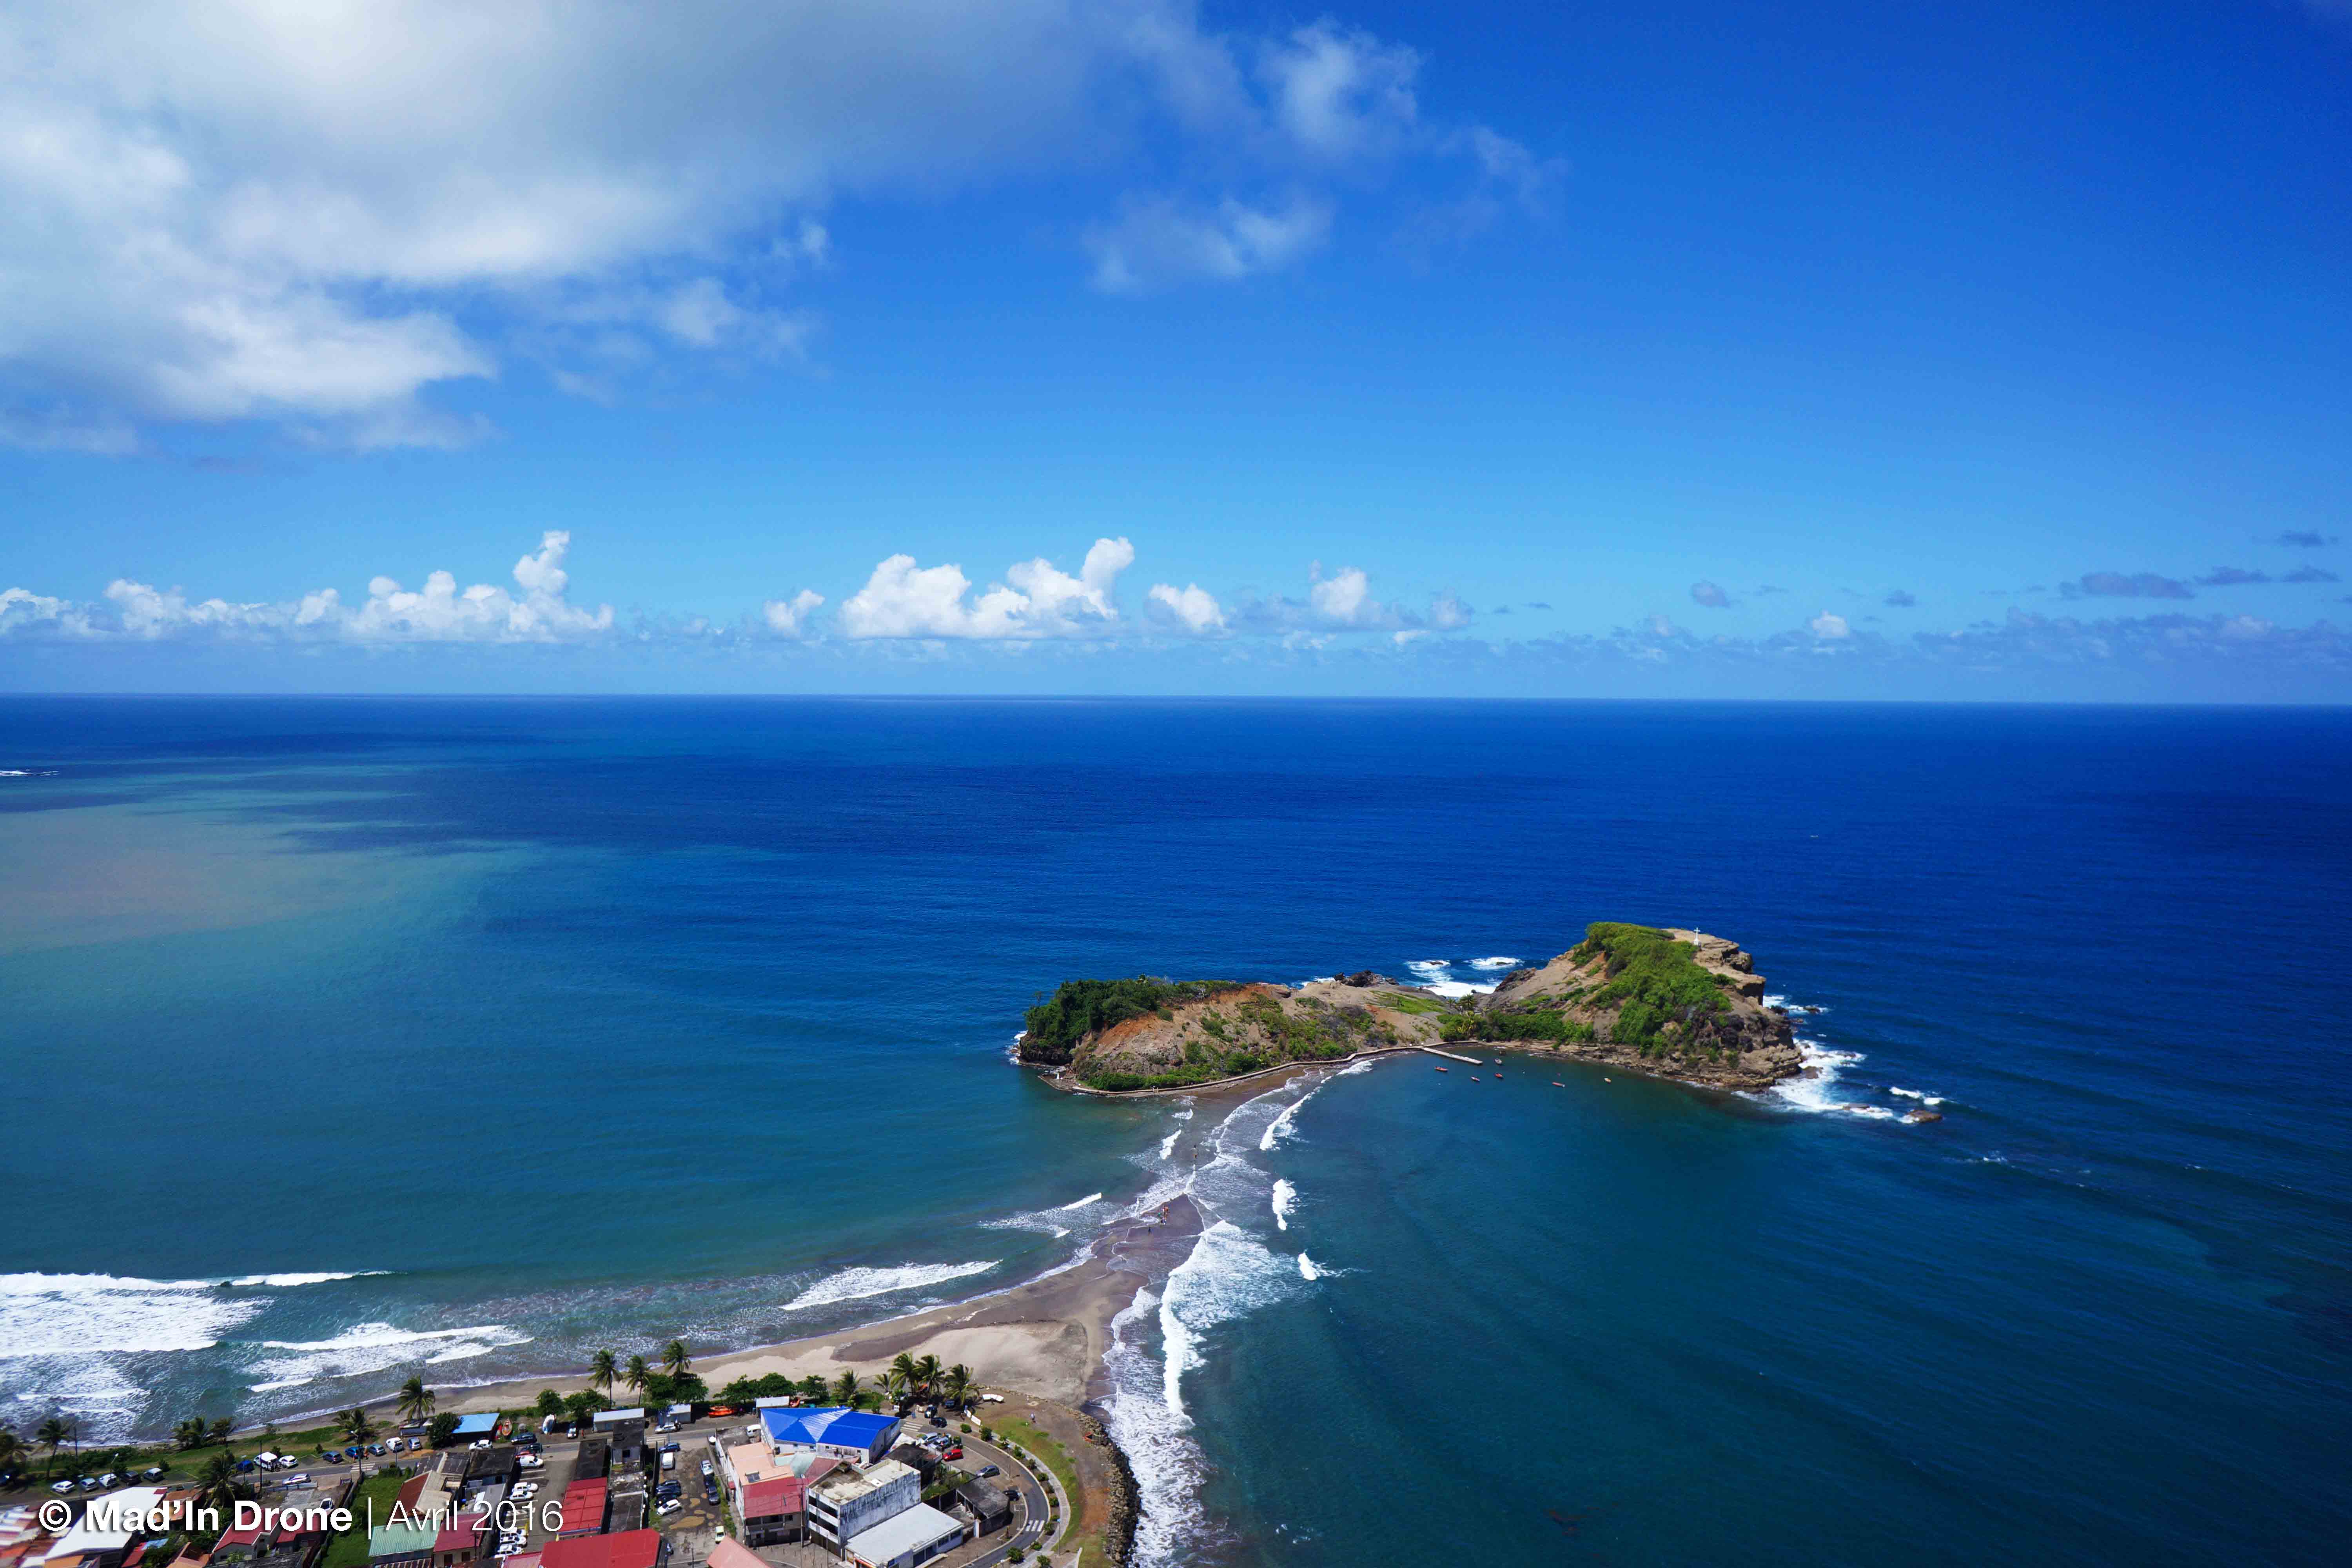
[{"xmin": 2, "ymin": 698, "xmax": 2347, "ymax": 1565}]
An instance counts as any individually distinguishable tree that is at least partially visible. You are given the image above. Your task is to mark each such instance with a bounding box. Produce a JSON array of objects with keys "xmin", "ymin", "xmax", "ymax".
[
  {"xmin": 661, "ymin": 1341, "xmax": 690, "ymax": 1381},
  {"xmin": 796, "ymin": 1376, "xmax": 830, "ymax": 1404},
  {"xmin": 887, "ymin": 1354, "xmax": 918, "ymax": 1401},
  {"xmin": 940, "ymin": 1365, "xmax": 971, "ymax": 1410},
  {"xmin": 174, "ymin": 1419, "xmax": 209, "ymax": 1452},
  {"xmin": 562, "ymin": 1391, "xmax": 609, "ymax": 1426},
  {"xmin": 624, "ymin": 1356, "xmax": 650, "ymax": 1397},
  {"xmin": 534, "ymin": 1390, "xmax": 565, "ymax": 1419},
  {"xmin": 36, "ymin": 1416, "xmax": 74, "ymax": 1475},
  {"xmin": 881, "ymin": 1368, "xmax": 907, "ymax": 1409},
  {"xmin": 912, "ymin": 1355, "xmax": 942, "ymax": 1402},
  {"xmin": 341, "ymin": 1409, "xmax": 377, "ymax": 1447},
  {"xmin": 830, "ymin": 1372, "xmax": 862, "ymax": 1410},
  {"xmin": 207, "ymin": 1419, "xmax": 232, "ymax": 1448},
  {"xmin": 589, "ymin": 1351, "xmax": 617, "ymax": 1393},
  {"xmin": 426, "ymin": 1413, "xmax": 461, "ymax": 1448},
  {"xmin": 396, "ymin": 1377, "xmax": 435, "ymax": 1426},
  {"xmin": 196, "ymin": 1450, "xmax": 244, "ymax": 1517}
]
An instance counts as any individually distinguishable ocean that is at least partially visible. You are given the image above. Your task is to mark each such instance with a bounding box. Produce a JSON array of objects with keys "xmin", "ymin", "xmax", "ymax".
[{"xmin": 2, "ymin": 697, "xmax": 2347, "ymax": 1565}]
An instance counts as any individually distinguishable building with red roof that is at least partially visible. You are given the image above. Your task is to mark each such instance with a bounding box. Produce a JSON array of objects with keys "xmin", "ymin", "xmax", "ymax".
[
  {"xmin": 739, "ymin": 1475, "xmax": 808, "ymax": 1547},
  {"xmin": 535, "ymin": 1532, "xmax": 662, "ymax": 1568},
  {"xmin": 555, "ymin": 1481, "xmax": 606, "ymax": 1539}
]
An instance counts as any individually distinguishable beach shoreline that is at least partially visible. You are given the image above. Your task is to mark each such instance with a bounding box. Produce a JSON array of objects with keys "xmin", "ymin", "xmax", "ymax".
[{"xmin": 410, "ymin": 1195, "xmax": 1205, "ymax": 1419}]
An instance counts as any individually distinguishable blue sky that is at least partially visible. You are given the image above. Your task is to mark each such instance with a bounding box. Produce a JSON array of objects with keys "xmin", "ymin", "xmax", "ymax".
[{"xmin": 2, "ymin": 0, "xmax": 2348, "ymax": 699}]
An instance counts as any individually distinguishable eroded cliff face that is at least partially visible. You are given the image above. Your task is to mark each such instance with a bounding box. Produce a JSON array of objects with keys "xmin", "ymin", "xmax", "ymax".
[
  {"xmin": 1475, "ymin": 928, "xmax": 1800, "ymax": 1091},
  {"xmin": 1031, "ymin": 925, "xmax": 1804, "ymax": 1094}
]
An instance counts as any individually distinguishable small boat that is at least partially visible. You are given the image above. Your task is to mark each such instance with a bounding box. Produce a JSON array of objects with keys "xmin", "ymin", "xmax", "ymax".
[
  {"xmin": 1434, "ymin": 1066, "xmax": 1448, "ymax": 1073},
  {"xmin": 1470, "ymin": 1076, "xmax": 1480, "ymax": 1081},
  {"xmin": 1552, "ymin": 1082, "xmax": 1564, "ymax": 1087}
]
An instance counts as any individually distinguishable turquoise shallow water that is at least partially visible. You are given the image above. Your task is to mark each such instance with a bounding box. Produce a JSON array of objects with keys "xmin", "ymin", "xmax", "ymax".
[{"xmin": 2, "ymin": 697, "xmax": 2348, "ymax": 1564}]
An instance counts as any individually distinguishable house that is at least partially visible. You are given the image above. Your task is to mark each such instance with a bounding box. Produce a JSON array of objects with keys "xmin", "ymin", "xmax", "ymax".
[
  {"xmin": 699, "ymin": 1543, "xmax": 763, "ymax": 1568},
  {"xmin": 42, "ymin": 1486, "xmax": 172, "ymax": 1568},
  {"xmin": 804, "ymin": 1461, "xmax": 918, "ymax": 1560},
  {"xmin": 555, "ymin": 1479, "xmax": 606, "ymax": 1539},
  {"xmin": 603, "ymin": 1476, "xmax": 647, "ymax": 1536},
  {"xmin": 363, "ymin": 1521, "xmax": 437, "ymax": 1568},
  {"xmin": 212, "ymin": 1484, "xmax": 346, "ymax": 1568},
  {"xmin": 592, "ymin": 1420, "xmax": 644, "ymax": 1474},
  {"xmin": 572, "ymin": 1441, "xmax": 608, "ymax": 1483},
  {"xmin": 458, "ymin": 1448, "xmax": 518, "ymax": 1500},
  {"xmin": 951, "ymin": 1481, "xmax": 1012, "ymax": 1536},
  {"xmin": 736, "ymin": 1477, "xmax": 808, "ymax": 1548},
  {"xmin": 884, "ymin": 1446, "xmax": 937, "ymax": 1484},
  {"xmin": 840, "ymin": 1504, "xmax": 965, "ymax": 1568},
  {"xmin": 427, "ymin": 1515, "xmax": 489, "ymax": 1568},
  {"xmin": 534, "ymin": 1532, "xmax": 663, "ymax": 1568},
  {"xmin": 448, "ymin": 1416, "xmax": 499, "ymax": 1444},
  {"xmin": 759, "ymin": 1407, "xmax": 901, "ymax": 1468}
]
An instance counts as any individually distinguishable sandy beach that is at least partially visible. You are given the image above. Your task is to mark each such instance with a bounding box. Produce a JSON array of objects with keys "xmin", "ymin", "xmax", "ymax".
[{"xmin": 436, "ymin": 1195, "xmax": 1203, "ymax": 1416}]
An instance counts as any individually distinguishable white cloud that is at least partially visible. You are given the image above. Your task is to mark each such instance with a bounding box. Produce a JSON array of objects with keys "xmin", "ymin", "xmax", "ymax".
[
  {"xmin": 1810, "ymin": 610, "xmax": 1851, "ymax": 640},
  {"xmin": 1, "ymin": 530, "xmax": 613, "ymax": 643},
  {"xmin": 1085, "ymin": 194, "xmax": 1333, "ymax": 292},
  {"xmin": 1147, "ymin": 581, "xmax": 1226, "ymax": 634},
  {"xmin": 839, "ymin": 537, "xmax": 1134, "ymax": 639},
  {"xmin": 1259, "ymin": 22, "xmax": 1419, "ymax": 161},
  {"xmin": 1690, "ymin": 580, "xmax": 1731, "ymax": 609},
  {"xmin": 0, "ymin": 2, "xmax": 1541, "ymax": 447},
  {"xmin": 1428, "ymin": 591, "xmax": 1472, "ymax": 630},
  {"xmin": 1309, "ymin": 565, "xmax": 1376, "ymax": 625},
  {"xmin": 762, "ymin": 589, "xmax": 826, "ymax": 638}
]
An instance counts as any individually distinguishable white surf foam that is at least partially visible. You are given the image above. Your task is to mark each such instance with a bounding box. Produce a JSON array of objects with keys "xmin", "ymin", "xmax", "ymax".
[
  {"xmin": 1466, "ymin": 956, "xmax": 1522, "ymax": 970},
  {"xmin": 1766, "ymin": 1037, "xmax": 1915, "ymax": 1121},
  {"xmin": 1055, "ymin": 1192, "xmax": 1105, "ymax": 1211},
  {"xmin": 1405, "ymin": 959, "xmax": 1450, "ymax": 975},
  {"xmin": 1101, "ymin": 1285, "xmax": 1207, "ymax": 1568},
  {"xmin": 1259, "ymin": 1093, "xmax": 1313, "ymax": 1151},
  {"xmin": 1270, "ymin": 1179, "xmax": 1297, "ymax": 1232},
  {"xmin": 246, "ymin": 1321, "xmax": 532, "ymax": 1385},
  {"xmin": 1156, "ymin": 1221, "xmax": 1299, "ymax": 1421},
  {"xmin": 784, "ymin": 1261, "xmax": 997, "ymax": 1312},
  {"xmin": 1296, "ymin": 1254, "xmax": 1322, "ymax": 1282},
  {"xmin": 1887, "ymin": 1087, "xmax": 1947, "ymax": 1106},
  {"xmin": 1418, "ymin": 979, "xmax": 1497, "ymax": 999},
  {"xmin": 0, "ymin": 1274, "xmax": 270, "ymax": 1357},
  {"xmin": 229, "ymin": 1272, "xmax": 388, "ymax": 1288}
]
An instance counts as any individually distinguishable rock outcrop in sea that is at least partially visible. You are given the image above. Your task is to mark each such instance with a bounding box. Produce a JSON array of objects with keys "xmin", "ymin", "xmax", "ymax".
[{"xmin": 1018, "ymin": 922, "xmax": 1804, "ymax": 1094}]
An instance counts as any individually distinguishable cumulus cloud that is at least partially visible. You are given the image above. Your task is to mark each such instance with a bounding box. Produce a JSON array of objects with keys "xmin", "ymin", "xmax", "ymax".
[
  {"xmin": 1883, "ymin": 589, "xmax": 1917, "ymax": 608},
  {"xmin": 0, "ymin": 2, "xmax": 1549, "ymax": 448},
  {"xmin": 1809, "ymin": 610, "xmax": 1851, "ymax": 640},
  {"xmin": 839, "ymin": 537, "xmax": 1134, "ymax": 639},
  {"xmin": 1147, "ymin": 582, "xmax": 1227, "ymax": 634},
  {"xmin": 1428, "ymin": 592, "xmax": 1472, "ymax": 630},
  {"xmin": 1689, "ymin": 581, "xmax": 1731, "ymax": 609},
  {"xmin": 762, "ymin": 590, "xmax": 825, "ymax": 638},
  {"xmin": 2285, "ymin": 565, "xmax": 2340, "ymax": 583},
  {"xmin": 2274, "ymin": 530, "xmax": 2339, "ymax": 547},
  {"xmin": 2197, "ymin": 566, "xmax": 2271, "ymax": 586},
  {"xmin": 2063, "ymin": 572, "xmax": 2196, "ymax": 601},
  {"xmin": 1085, "ymin": 196, "xmax": 1333, "ymax": 293},
  {"xmin": 1, "ymin": 531, "xmax": 614, "ymax": 643}
]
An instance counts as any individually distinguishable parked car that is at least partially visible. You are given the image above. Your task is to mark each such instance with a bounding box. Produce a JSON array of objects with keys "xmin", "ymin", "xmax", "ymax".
[
  {"xmin": 143, "ymin": 1466, "xmax": 167, "ymax": 1482},
  {"xmin": 944, "ymin": 1447, "xmax": 963, "ymax": 1461},
  {"xmin": 699, "ymin": 1459, "xmax": 713, "ymax": 1477},
  {"xmin": 976, "ymin": 1466, "xmax": 1000, "ymax": 1479},
  {"xmin": 564, "ymin": 1426, "xmax": 577, "ymax": 1439},
  {"xmin": 286, "ymin": 1475, "xmax": 310, "ymax": 1488},
  {"xmin": 928, "ymin": 1414, "xmax": 946, "ymax": 1427},
  {"xmin": 49, "ymin": 1481, "xmax": 72, "ymax": 1495}
]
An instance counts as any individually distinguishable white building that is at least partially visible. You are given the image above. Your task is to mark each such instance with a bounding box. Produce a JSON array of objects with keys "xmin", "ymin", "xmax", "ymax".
[
  {"xmin": 842, "ymin": 1504, "xmax": 965, "ymax": 1568},
  {"xmin": 804, "ymin": 1461, "xmax": 918, "ymax": 1560}
]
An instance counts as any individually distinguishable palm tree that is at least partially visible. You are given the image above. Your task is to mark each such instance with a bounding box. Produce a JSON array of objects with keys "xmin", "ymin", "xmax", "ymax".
[
  {"xmin": 623, "ymin": 1356, "xmax": 650, "ymax": 1397},
  {"xmin": 396, "ymin": 1377, "xmax": 436, "ymax": 1426},
  {"xmin": 940, "ymin": 1365, "xmax": 971, "ymax": 1410},
  {"xmin": 912, "ymin": 1355, "xmax": 942, "ymax": 1402},
  {"xmin": 36, "ymin": 1416, "xmax": 74, "ymax": 1475},
  {"xmin": 880, "ymin": 1368, "xmax": 907, "ymax": 1410},
  {"xmin": 342, "ymin": 1409, "xmax": 377, "ymax": 1446},
  {"xmin": 887, "ymin": 1354, "xmax": 918, "ymax": 1405},
  {"xmin": 589, "ymin": 1351, "xmax": 618, "ymax": 1394},
  {"xmin": 207, "ymin": 1419, "xmax": 232, "ymax": 1448},
  {"xmin": 660, "ymin": 1341, "xmax": 690, "ymax": 1381},
  {"xmin": 0, "ymin": 1428, "xmax": 23, "ymax": 1475},
  {"xmin": 830, "ymin": 1372, "xmax": 861, "ymax": 1410},
  {"xmin": 196, "ymin": 1451, "xmax": 243, "ymax": 1517},
  {"xmin": 173, "ymin": 1418, "xmax": 208, "ymax": 1452}
]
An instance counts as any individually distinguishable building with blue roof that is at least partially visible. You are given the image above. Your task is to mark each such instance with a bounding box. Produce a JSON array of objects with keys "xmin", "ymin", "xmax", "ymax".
[
  {"xmin": 450, "ymin": 1412, "xmax": 499, "ymax": 1439},
  {"xmin": 758, "ymin": 1406, "xmax": 901, "ymax": 1466}
]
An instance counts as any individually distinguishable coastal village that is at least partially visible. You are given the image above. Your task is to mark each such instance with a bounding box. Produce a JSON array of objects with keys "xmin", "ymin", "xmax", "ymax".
[{"xmin": 0, "ymin": 1349, "xmax": 1121, "ymax": 1568}]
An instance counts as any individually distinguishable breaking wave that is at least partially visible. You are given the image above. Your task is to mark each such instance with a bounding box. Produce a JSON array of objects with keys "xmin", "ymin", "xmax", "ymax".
[
  {"xmin": 0, "ymin": 1271, "xmax": 368, "ymax": 1358},
  {"xmin": 784, "ymin": 1261, "xmax": 998, "ymax": 1312},
  {"xmin": 1270, "ymin": 1180, "xmax": 1297, "ymax": 1232},
  {"xmin": 1467, "ymin": 956, "xmax": 1522, "ymax": 970}
]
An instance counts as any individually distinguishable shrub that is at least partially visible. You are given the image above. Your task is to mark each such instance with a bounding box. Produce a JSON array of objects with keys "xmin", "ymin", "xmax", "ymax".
[{"xmin": 1020, "ymin": 979, "xmax": 1238, "ymax": 1064}]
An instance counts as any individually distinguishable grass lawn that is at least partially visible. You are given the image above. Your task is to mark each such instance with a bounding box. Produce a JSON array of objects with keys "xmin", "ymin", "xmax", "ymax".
[
  {"xmin": 989, "ymin": 1417, "xmax": 1087, "ymax": 1547},
  {"xmin": 323, "ymin": 1473, "xmax": 412, "ymax": 1568}
]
